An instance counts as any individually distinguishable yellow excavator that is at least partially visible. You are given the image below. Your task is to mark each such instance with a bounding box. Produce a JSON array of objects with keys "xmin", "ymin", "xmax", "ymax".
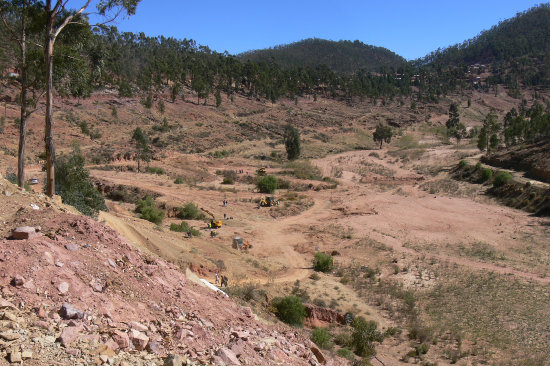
[
  {"xmin": 200, "ymin": 207, "xmax": 222, "ymax": 228},
  {"xmin": 232, "ymin": 237, "xmax": 253, "ymax": 250},
  {"xmin": 259, "ymin": 196, "xmax": 280, "ymax": 207},
  {"xmin": 257, "ymin": 167, "xmax": 267, "ymax": 176}
]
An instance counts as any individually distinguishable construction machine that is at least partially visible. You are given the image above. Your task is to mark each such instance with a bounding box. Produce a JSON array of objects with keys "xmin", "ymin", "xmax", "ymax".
[
  {"xmin": 259, "ymin": 196, "xmax": 280, "ymax": 207},
  {"xmin": 200, "ymin": 207, "xmax": 222, "ymax": 228},
  {"xmin": 256, "ymin": 167, "xmax": 267, "ymax": 176},
  {"xmin": 232, "ymin": 236, "xmax": 252, "ymax": 250}
]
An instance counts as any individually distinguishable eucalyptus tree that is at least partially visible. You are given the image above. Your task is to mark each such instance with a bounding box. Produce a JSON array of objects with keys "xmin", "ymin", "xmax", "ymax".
[
  {"xmin": 41, "ymin": 0, "xmax": 141, "ymax": 197},
  {"xmin": 0, "ymin": 0, "xmax": 44, "ymax": 188}
]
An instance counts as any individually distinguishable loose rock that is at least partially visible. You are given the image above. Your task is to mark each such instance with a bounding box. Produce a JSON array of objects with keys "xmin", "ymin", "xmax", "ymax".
[
  {"xmin": 217, "ymin": 347, "xmax": 241, "ymax": 365},
  {"xmin": 12, "ymin": 226, "xmax": 36, "ymax": 240},
  {"xmin": 60, "ymin": 303, "xmax": 84, "ymax": 320},
  {"xmin": 57, "ymin": 282, "xmax": 69, "ymax": 294}
]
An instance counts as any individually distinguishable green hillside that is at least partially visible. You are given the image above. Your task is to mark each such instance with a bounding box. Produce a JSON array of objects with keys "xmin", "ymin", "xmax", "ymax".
[{"xmin": 238, "ymin": 38, "xmax": 406, "ymax": 73}]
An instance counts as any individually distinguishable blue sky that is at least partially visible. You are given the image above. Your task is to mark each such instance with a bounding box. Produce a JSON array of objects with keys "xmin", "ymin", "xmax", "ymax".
[{"xmin": 82, "ymin": 0, "xmax": 543, "ymax": 60}]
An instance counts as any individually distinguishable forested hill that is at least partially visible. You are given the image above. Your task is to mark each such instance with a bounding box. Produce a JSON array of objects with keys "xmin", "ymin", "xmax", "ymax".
[
  {"xmin": 238, "ymin": 38, "xmax": 406, "ymax": 73},
  {"xmin": 420, "ymin": 4, "xmax": 550, "ymax": 66}
]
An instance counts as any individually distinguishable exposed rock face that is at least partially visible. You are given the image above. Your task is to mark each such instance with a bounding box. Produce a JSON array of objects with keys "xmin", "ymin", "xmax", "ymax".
[{"xmin": 304, "ymin": 303, "xmax": 346, "ymax": 327}]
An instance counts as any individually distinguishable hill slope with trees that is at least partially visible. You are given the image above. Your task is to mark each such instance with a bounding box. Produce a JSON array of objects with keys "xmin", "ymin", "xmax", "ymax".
[
  {"xmin": 418, "ymin": 4, "xmax": 550, "ymax": 88},
  {"xmin": 238, "ymin": 38, "xmax": 406, "ymax": 73}
]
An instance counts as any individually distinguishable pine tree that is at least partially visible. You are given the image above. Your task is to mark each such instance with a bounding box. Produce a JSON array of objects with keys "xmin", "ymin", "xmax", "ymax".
[{"xmin": 284, "ymin": 124, "xmax": 301, "ymax": 160}]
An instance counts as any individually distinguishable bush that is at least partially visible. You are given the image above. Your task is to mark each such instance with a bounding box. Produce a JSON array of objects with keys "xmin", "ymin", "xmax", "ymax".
[
  {"xmin": 147, "ymin": 167, "xmax": 165, "ymax": 175},
  {"xmin": 480, "ymin": 168, "xmax": 493, "ymax": 182},
  {"xmin": 337, "ymin": 348, "xmax": 354, "ymax": 360},
  {"xmin": 351, "ymin": 317, "xmax": 383, "ymax": 358},
  {"xmin": 257, "ymin": 175, "xmax": 278, "ymax": 194},
  {"xmin": 169, "ymin": 221, "xmax": 200, "ymax": 236},
  {"xmin": 313, "ymin": 252, "xmax": 333, "ymax": 272},
  {"xmin": 174, "ymin": 177, "xmax": 184, "ymax": 184},
  {"xmin": 272, "ymin": 296, "xmax": 306, "ymax": 326},
  {"xmin": 311, "ymin": 327, "xmax": 332, "ymax": 349},
  {"xmin": 493, "ymin": 171, "xmax": 512, "ymax": 188},
  {"xmin": 54, "ymin": 146, "xmax": 106, "ymax": 217},
  {"xmin": 135, "ymin": 196, "xmax": 164, "ymax": 224},
  {"xmin": 221, "ymin": 170, "xmax": 237, "ymax": 184},
  {"xmin": 458, "ymin": 160, "xmax": 468, "ymax": 169},
  {"xmin": 212, "ymin": 150, "xmax": 229, "ymax": 158},
  {"xmin": 177, "ymin": 203, "xmax": 201, "ymax": 219},
  {"xmin": 5, "ymin": 169, "xmax": 17, "ymax": 184}
]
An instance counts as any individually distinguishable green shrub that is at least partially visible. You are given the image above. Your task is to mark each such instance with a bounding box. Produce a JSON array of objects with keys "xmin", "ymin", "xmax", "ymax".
[
  {"xmin": 174, "ymin": 177, "xmax": 184, "ymax": 184},
  {"xmin": 54, "ymin": 146, "xmax": 106, "ymax": 217},
  {"xmin": 493, "ymin": 171, "xmax": 512, "ymax": 188},
  {"xmin": 152, "ymin": 118, "xmax": 171, "ymax": 132},
  {"xmin": 480, "ymin": 168, "xmax": 493, "ymax": 182},
  {"xmin": 141, "ymin": 94, "xmax": 153, "ymax": 109},
  {"xmin": 475, "ymin": 162, "xmax": 482, "ymax": 171},
  {"xmin": 147, "ymin": 167, "xmax": 165, "ymax": 175},
  {"xmin": 272, "ymin": 296, "xmax": 306, "ymax": 326},
  {"xmin": 176, "ymin": 203, "xmax": 201, "ymax": 219},
  {"xmin": 351, "ymin": 317, "xmax": 383, "ymax": 358},
  {"xmin": 408, "ymin": 322, "xmax": 433, "ymax": 343},
  {"xmin": 5, "ymin": 169, "xmax": 17, "ymax": 184},
  {"xmin": 336, "ymin": 348, "xmax": 354, "ymax": 360},
  {"xmin": 257, "ymin": 175, "xmax": 278, "ymax": 194},
  {"xmin": 221, "ymin": 170, "xmax": 237, "ymax": 184},
  {"xmin": 313, "ymin": 252, "xmax": 333, "ymax": 272},
  {"xmin": 140, "ymin": 206, "xmax": 165, "ymax": 224},
  {"xmin": 311, "ymin": 327, "xmax": 332, "ymax": 349},
  {"xmin": 212, "ymin": 150, "xmax": 229, "ymax": 158},
  {"xmin": 458, "ymin": 160, "xmax": 468, "ymax": 169},
  {"xmin": 334, "ymin": 332, "xmax": 353, "ymax": 348},
  {"xmin": 135, "ymin": 196, "xmax": 164, "ymax": 224},
  {"xmin": 169, "ymin": 221, "xmax": 200, "ymax": 236}
]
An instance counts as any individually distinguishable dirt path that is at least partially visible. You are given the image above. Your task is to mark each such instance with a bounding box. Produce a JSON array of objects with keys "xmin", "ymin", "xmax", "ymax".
[{"xmin": 465, "ymin": 153, "xmax": 550, "ymax": 189}]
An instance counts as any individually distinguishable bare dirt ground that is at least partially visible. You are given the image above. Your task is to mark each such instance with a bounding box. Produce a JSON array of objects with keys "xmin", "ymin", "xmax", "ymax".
[
  {"xmin": 87, "ymin": 145, "xmax": 550, "ymax": 364},
  {"xmin": 1, "ymin": 85, "xmax": 549, "ymax": 364}
]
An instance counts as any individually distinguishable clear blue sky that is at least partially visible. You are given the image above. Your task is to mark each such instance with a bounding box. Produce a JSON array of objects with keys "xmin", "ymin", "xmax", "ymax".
[{"xmin": 82, "ymin": 0, "xmax": 543, "ymax": 60}]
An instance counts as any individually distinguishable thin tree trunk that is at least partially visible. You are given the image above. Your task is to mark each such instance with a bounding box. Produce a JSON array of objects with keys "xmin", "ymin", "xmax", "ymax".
[
  {"xmin": 17, "ymin": 10, "xmax": 27, "ymax": 188},
  {"xmin": 44, "ymin": 1, "xmax": 55, "ymax": 197}
]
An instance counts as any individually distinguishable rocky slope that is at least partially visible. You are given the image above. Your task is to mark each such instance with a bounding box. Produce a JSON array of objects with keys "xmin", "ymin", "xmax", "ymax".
[{"xmin": 0, "ymin": 175, "xmax": 339, "ymax": 366}]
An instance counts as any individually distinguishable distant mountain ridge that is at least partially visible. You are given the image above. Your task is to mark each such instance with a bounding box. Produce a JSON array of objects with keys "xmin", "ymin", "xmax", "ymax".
[{"xmin": 238, "ymin": 38, "xmax": 406, "ymax": 73}]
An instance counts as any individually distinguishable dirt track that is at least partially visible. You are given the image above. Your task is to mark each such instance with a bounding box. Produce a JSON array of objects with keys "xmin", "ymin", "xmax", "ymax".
[{"xmin": 97, "ymin": 149, "xmax": 550, "ymax": 289}]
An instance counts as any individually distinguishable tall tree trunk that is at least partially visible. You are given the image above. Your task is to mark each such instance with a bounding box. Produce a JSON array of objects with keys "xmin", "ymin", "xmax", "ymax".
[
  {"xmin": 17, "ymin": 10, "xmax": 27, "ymax": 188},
  {"xmin": 44, "ymin": 1, "xmax": 55, "ymax": 197}
]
